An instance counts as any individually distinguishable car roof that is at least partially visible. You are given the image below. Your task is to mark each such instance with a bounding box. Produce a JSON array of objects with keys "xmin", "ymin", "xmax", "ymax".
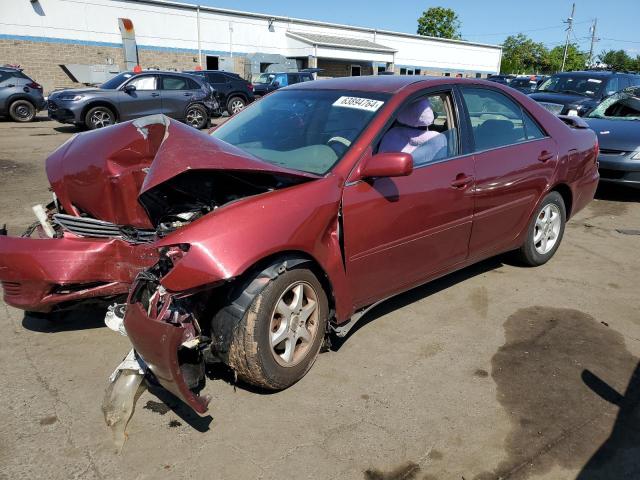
[
  {"xmin": 553, "ymin": 70, "xmax": 617, "ymax": 77},
  {"xmin": 287, "ymin": 75, "xmax": 442, "ymax": 93}
]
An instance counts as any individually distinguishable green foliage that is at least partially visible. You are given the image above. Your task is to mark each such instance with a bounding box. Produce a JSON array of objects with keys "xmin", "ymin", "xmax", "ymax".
[
  {"xmin": 500, "ymin": 34, "xmax": 587, "ymax": 74},
  {"xmin": 417, "ymin": 7, "xmax": 461, "ymax": 39},
  {"xmin": 598, "ymin": 50, "xmax": 640, "ymax": 71}
]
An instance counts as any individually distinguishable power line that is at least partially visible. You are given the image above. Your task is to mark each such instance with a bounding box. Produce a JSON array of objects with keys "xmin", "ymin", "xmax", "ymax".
[{"xmin": 463, "ymin": 20, "xmax": 591, "ymax": 38}]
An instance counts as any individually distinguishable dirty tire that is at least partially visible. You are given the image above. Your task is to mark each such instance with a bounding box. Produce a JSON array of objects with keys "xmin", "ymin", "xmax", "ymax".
[
  {"xmin": 184, "ymin": 104, "xmax": 208, "ymax": 129},
  {"xmin": 226, "ymin": 96, "xmax": 246, "ymax": 115},
  {"xmin": 517, "ymin": 191, "xmax": 566, "ymax": 267},
  {"xmin": 9, "ymin": 99, "xmax": 36, "ymax": 122},
  {"xmin": 226, "ymin": 268, "xmax": 328, "ymax": 390},
  {"xmin": 85, "ymin": 106, "xmax": 115, "ymax": 130}
]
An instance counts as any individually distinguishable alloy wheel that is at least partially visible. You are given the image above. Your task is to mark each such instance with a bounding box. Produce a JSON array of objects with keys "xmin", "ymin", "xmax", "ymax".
[
  {"xmin": 269, "ymin": 281, "xmax": 320, "ymax": 367},
  {"xmin": 533, "ymin": 204, "xmax": 561, "ymax": 255},
  {"xmin": 185, "ymin": 107, "xmax": 204, "ymax": 127},
  {"xmin": 229, "ymin": 99, "xmax": 245, "ymax": 115},
  {"xmin": 90, "ymin": 110, "xmax": 113, "ymax": 128}
]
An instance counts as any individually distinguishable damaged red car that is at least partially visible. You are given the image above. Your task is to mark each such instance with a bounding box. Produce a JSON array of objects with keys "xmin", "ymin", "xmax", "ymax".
[{"xmin": 0, "ymin": 76, "xmax": 599, "ymax": 415}]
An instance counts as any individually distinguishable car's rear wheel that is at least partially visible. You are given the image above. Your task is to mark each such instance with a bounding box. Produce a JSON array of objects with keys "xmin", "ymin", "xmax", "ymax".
[
  {"xmin": 226, "ymin": 96, "xmax": 246, "ymax": 115},
  {"xmin": 224, "ymin": 267, "xmax": 328, "ymax": 390},
  {"xmin": 9, "ymin": 100, "xmax": 36, "ymax": 122},
  {"xmin": 185, "ymin": 104, "xmax": 208, "ymax": 129},
  {"xmin": 517, "ymin": 191, "xmax": 566, "ymax": 266},
  {"xmin": 85, "ymin": 106, "xmax": 115, "ymax": 130}
]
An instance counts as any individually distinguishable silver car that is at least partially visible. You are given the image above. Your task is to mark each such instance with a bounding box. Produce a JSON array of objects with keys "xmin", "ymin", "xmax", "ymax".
[{"xmin": 47, "ymin": 71, "xmax": 220, "ymax": 130}]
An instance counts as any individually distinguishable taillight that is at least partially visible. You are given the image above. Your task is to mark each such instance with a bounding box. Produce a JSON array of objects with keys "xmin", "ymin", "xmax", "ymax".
[
  {"xmin": 27, "ymin": 82, "xmax": 43, "ymax": 90},
  {"xmin": 247, "ymin": 83, "xmax": 254, "ymax": 92}
]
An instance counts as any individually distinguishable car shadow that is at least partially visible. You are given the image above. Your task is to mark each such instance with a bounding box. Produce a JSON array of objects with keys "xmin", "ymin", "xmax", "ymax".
[
  {"xmin": 53, "ymin": 125, "xmax": 82, "ymax": 133},
  {"xmin": 595, "ymin": 183, "xmax": 640, "ymax": 202},
  {"xmin": 330, "ymin": 256, "xmax": 505, "ymax": 351},
  {"xmin": 145, "ymin": 382, "xmax": 213, "ymax": 432},
  {"xmin": 577, "ymin": 362, "xmax": 640, "ymax": 478},
  {"xmin": 21, "ymin": 305, "xmax": 108, "ymax": 332}
]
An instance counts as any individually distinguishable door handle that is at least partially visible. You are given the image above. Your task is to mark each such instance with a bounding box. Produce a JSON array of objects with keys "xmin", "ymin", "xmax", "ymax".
[
  {"xmin": 450, "ymin": 174, "xmax": 474, "ymax": 189},
  {"xmin": 183, "ymin": 92, "xmax": 193, "ymax": 96},
  {"xmin": 151, "ymin": 93, "xmax": 160, "ymax": 97},
  {"xmin": 538, "ymin": 151, "xmax": 554, "ymax": 162},
  {"xmin": 6, "ymin": 84, "xmax": 15, "ymax": 87}
]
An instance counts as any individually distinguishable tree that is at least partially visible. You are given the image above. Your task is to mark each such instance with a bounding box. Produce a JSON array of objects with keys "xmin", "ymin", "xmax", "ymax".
[
  {"xmin": 598, "ymin": 50, "xmax": 633, "ymax": 70},
  {"xmin": 547, "ymin": 43, "xmax": 587, "ymax": 72},
  {"xmin": 417, "ymin": 7, "xmax": 461, "ymax": 39},
  {"xmin": 500, "ymin": 34, "xmax": 549, "ymax": 74}
]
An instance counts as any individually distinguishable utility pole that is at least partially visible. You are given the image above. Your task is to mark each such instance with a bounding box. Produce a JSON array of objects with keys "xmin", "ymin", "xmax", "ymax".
[
  {"xmin": 561, "ymin": 3, "xmax": 575, "ymax": 72},
  {"xmin": 588, "ymin": 18, "xmax": 598, "ymax": 68}
]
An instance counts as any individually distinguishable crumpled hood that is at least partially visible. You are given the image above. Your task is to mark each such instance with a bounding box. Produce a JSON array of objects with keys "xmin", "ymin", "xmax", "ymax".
[
  {"xmin": 140, "ymin": 117, "xmax": 318, "ymax": 195},
  {"xmin": 46, "ymin": 115, "xmax": 317, "ymax": 229}
]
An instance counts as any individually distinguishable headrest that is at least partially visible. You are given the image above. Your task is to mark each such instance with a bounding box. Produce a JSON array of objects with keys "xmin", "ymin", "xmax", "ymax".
[{"xmin": 397, "ymin": 98, "xmax": 435, "ymax": 128}]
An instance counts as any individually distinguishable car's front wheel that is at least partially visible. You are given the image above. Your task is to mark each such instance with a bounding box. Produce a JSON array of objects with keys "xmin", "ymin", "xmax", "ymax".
[
  {"xmin": 226, "ymin": 96, "xmax": 246, "ymax": 115},
  {"xmin": 517, "ymin": 191, "xmax": 566, "ymax": 266},
  {"xmin": 85, "ymin": 106, "xmax": 115, "ymax": 130},
  {"xmin": 223, "ymin": 267, "xmax": 328, "ymax": 390},
  {"xmin": 185, "ymin": 104, "xmax": 208, "ymax": 129},
  {"xmin": 9, "ymin": 99, "xmax": 36, "ymax": 122}
]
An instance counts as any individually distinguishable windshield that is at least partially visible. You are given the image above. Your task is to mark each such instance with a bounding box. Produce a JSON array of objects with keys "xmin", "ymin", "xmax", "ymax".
[
  {"xmin": 536, "ymin": 75, "xmax": 604, "ymax": 97},
  {"xmin": 511, "ymin": 78, "xmax": 537, "ymax": 88},
  {"xmin": 255, "ymin": 73, "xmax": 276, "ymax": 84},
  {"xmin": 100, "ymin": 72, "xmax": 134, "ymax": 89},
  {"xmin": 587, "ymin": 88, "xmax": 640, "ymax": 121},
  {"xmin": 211, "ymin": 89, "xmax": 389, "ymax": 175}
]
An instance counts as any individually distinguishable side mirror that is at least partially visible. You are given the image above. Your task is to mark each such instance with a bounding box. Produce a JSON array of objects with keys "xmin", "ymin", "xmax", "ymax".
[
  {"xmin": 123, "ymin": 84, "xmax": 136, "ymax": 93},
  {"xmin": 360, "ymin": 152, "xmax": 413, "ymax": 179},
  {"xmin": 272, "ymin": 81, "xmax": 280, "ymax": 88}
]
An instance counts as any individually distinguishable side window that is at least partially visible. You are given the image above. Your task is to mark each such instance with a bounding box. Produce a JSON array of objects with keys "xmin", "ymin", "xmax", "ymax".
[
  {"xmin": 461, "ymin": 87, "xmax": 530, "ymax": 151},
  {"xmin": 522, "ymin": 112, "xmax": 545, "ymax": 140},
  {"xmin": 275, "ymin": 74, "xmax": 288, "ymax": 87},
  {"xmin": 127, "ymin": 75, "xmax": 157, "ymax": 91},
  {"xmin": 0, "ymin": 72, "xmax": 10, "ymax": 83},
  {"xmin": 605, "ymin": 76, "xmax": 620, "ymax": 96},
  {"xmin": 161, "ymin": 76, "xmax": 189, "ymax": 90},
  {"xmin": 378, "ymin": 91, "xmax": 459, "ymax": 166},
  {"xmin": 186, "ymin": 78, "xmax": 201, "ymax": 90},
  {"xmin": 206, "ymin": 73, "xmax": 227, "ymax": 84},
  {"xmin": 628, "ymin": 76, "xmax": 640, "ymax": 87},
  {"xmin": 300, "ymin": 74, "xmax": 313, "ymax": 82},
  {"xmin": 288, "ymin": 74, "xmax": 300, "ymax": 85}
]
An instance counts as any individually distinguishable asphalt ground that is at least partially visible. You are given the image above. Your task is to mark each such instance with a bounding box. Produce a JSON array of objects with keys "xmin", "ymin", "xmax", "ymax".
[{"xmin": 1, "ymin": 115, "xmax": 639, "ymax": 480}]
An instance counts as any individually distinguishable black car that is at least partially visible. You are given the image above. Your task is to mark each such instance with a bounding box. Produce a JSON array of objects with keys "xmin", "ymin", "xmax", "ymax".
[
  {"xmin": 48, "ymin": 71, "xmax": 220, "ymax": 130},
  {"xmin": 0, "ymin": 66, "xmax": 46, "ymax": 122},
  {"xmin": 529, "ymin": 70, "xmax": 640, "ymax": 117},
  {"xmin": 252, "ymin": 71, "xmax": 315, "ymax": 97},
  {"xmin": 486, "ymin": 74, "xmax": 516, "ymax": 85},
  {"xmin": 185, "ymin": 70, "xmax": 254, "ymax": 115},
  {"xmin": 509, "ymin": 75, "xmax": 548, "ymax": 94},
  {"xmin": 583, "ymin": 86, "xmax": 640, "ymax": 188}
]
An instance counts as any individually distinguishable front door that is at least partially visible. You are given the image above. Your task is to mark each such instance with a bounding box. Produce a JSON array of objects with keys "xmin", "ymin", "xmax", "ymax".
[
  {"xmin": 118, "ymin": 74, "xmax": 161, "ymax": 121},
  {"xmin": 342, "ymin": 89, "xmax": 475, "ymax": 308},
  {"xmin": 459, "ymin": 86, "xmax": 558, "ymax": 258}
]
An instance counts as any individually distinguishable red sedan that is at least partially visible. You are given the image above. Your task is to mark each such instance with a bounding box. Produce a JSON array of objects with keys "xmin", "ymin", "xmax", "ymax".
[{"xmin": 0, "ymin": 77, "xmax": 598, "ymax": 414}]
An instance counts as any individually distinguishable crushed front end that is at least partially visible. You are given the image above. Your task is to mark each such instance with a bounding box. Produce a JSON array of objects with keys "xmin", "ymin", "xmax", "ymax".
[{"xmin": 122, "ymin": 245, "xmax": 212, "ymax": 414}]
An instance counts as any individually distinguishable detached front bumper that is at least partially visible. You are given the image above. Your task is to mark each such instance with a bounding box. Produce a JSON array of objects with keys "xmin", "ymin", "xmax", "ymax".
[
  {"xmin": 0, "ymin": 235, "xmax": 156, "ymax": 312},
  {"xmin": 124, "ymin": 278, "xmax": 210, "ymax": 414}
]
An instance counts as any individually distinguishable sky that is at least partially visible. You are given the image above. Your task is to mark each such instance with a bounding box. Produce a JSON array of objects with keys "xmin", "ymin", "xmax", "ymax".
[{"xmin": 188, "ymin": 0, "xmax": 639, "ymax": 56}]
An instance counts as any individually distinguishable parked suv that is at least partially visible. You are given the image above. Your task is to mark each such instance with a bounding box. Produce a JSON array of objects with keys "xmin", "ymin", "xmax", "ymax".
[
  {"xmin": 185, "ymin": 70, "xmax": 254, "ymax": 115},
  {"xmin": 47, "ymin": 71, "xmax": 220, "ymax": 130},
  {"xmin": 252, "ymin": 71, "xmax": 315, "ymax": 97},
  {"xmin": 529, "ymin": 70, "xmax": 640, "ymax": 116},
  {"xmin": 0, "ymin": 66, "xmax": 45, "ymax": 122}
]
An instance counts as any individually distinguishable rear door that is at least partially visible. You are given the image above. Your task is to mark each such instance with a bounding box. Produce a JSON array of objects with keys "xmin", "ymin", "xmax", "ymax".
[
  {"xmin": 342, "ymin": 88, "xmax": 475, "ymax": 307},
  {"xmin": 118, "ymin": 74, "xmax": 161, "ymax": 121},
  {"xmin": 205, "ymin": 72, "xmax": 231, "ymax": 104},
  {"xmin": 160, "ymin": 75, "xmax": 200, "ymax": 120},
  {"xmin": 459, "ymin": 86, "xmax": 558, "ymax": 258}
]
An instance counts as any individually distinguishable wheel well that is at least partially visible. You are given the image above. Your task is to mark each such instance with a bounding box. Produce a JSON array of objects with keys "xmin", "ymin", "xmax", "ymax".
[
  {"xmin": 81, "ymin": 101, "xmax": 118, "ymax": 122},
  {"xmin": 227, "ymin": 93, "xmax": 247, "ymax": 104},
  {"xmin": 550, "ymin": 183, "xmax": 573, "ymax": 219},
  {"xmin": 239, "ymin": 251, "xmax": 336, "ymax": 317},
  {"xmin": 7, "ymin": 95, "xmax": 35, "ymax": 108}
]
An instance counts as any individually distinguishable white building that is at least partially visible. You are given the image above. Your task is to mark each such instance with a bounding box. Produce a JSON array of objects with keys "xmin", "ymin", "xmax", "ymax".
[{"xmin": 0, "ymin": 0, "xmax": 502, "ymax": 92}]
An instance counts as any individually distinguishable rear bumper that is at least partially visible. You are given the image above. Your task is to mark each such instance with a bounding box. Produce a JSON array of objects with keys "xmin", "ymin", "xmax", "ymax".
[
  {"xmin": 124, "ymin": 284, "xmax": 210, "ymax": 414},
  {"xmin": 0, "ymin": 235, "xmax": 157, "ymax": 312},
  {"xmin": 597, "ymin": 152, "xmax": 640, "ymax": 188}
]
